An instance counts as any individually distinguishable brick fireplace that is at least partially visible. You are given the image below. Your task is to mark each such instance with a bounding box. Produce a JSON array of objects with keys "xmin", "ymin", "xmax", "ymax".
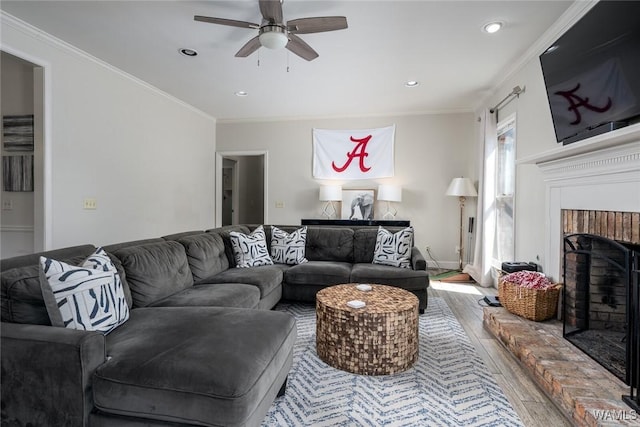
[
  {"xmin": 561, "ymin": 210, "xmax": 639, "ymax": 381},
  {"xmin": 487, "ymin": 130, "xmax": 640, "ymax": 424},
  {"xmin": 560, "ymin": 209, "xmax": 640, "ymax": 417}
]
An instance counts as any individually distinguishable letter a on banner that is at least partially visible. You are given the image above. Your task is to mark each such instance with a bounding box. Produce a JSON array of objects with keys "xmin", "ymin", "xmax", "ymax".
[{"xmin": 312, "ymin": 125, "xmax": 395, "ymax": 180}]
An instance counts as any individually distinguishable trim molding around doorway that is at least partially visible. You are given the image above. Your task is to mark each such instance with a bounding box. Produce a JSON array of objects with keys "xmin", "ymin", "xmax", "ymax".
[
  {"xmin": 215, "ymin": 150, "xmax": 269, "ymax": 227},
  {"xmin": 1, "ymin": 45, "xmax": 52, "ymax": 251}
]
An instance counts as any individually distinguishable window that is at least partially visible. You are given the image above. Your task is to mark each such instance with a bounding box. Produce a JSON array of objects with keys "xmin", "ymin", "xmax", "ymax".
[{"xmin": 493, "ymin": 114, "xmax": 516, "ymax": 264}]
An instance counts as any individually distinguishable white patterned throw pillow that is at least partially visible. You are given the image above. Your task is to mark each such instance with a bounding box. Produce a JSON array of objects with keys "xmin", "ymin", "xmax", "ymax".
[
  {"xmin": 373, "ymin": 226, "xmax": 413, "ymax": 269},
  {"xmin": 230, "ymin": 225, "xmax": 274, "ymax": 268},
  {"xmin": 39, "ymin": 248, "xmax": 129, "ymax": 334},
  {"xmin": 271, "ymin": 226, "xmax": 308, "ymax": 265}
]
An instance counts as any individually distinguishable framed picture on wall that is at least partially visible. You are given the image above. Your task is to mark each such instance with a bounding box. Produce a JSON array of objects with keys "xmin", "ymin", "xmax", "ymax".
[
  {"xmin": 3, "ymin": 155, "xmax": 34, "ymax": 192},
  {"xmin": 341, "ymin": 189, "xmax": 375, "ymax": 220},
  {"xmin": 2, "ymin": 115, "xmax": 34, "ymax": 152}
]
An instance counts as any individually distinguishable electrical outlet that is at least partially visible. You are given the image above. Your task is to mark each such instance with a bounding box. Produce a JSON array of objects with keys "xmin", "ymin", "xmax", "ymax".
[
  {"xmin": 275, "ymin": 201, "xmax": 285, "ymax": 208},
  {"xmin": 83, "ymin": 198, "xmax": 97, "ymax": 210},
  {"xmin": 425, "ymin": 245, "xmax": 431, "ymax": 252},
  {"xmin": 455, "ymin": 245, "xmax": 461, "ymax": 254},
  {"xmin": 2, "ymin": 199, "xmax": 13, "ymax": 210}
]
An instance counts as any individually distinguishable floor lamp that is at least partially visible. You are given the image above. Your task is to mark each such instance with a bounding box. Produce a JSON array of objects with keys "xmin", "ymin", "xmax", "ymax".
[{"xmin": 445, "ymin": 177, "xmax": 478, "ymax": 272}]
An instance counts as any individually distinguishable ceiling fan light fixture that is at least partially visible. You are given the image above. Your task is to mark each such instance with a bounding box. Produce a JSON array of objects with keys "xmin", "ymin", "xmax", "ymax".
[{"xmin": 259, "ymin": 25, "xmax": 288, "ymax": 49}]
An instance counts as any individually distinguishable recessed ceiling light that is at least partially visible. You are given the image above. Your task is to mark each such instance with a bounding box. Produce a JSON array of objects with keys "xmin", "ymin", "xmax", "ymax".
[
  {"xmin": 405, "ymin": 81, "xmax": 419, "ymax": 87},
  {"xmin": 483, "ymin": 22, "xmax": 503, "ymax": 34},
  {"xmin": 179, "ymin": 48, "xmax": 198, "ymax": 57},
  {"xmin": 235, "ymin": 91, "xmax": 248, "ymax": 97}
]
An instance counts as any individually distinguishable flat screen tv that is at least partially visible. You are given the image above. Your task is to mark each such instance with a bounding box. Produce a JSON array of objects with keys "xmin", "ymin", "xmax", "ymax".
[{"xmin": 539, "ymin": 1, "xmax": 640, "ymax": 145}]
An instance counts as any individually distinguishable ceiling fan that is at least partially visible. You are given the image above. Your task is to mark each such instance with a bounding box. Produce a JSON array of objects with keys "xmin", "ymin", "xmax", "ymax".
[{"xmin": 194, "ymin": 0, "xmax": 348, "ymax": 61}]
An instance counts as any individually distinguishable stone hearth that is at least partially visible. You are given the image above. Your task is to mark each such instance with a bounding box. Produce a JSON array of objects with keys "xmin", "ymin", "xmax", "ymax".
[{"xmin": 484, "ymin": 307, "xmax": 639, "ymax": 426}]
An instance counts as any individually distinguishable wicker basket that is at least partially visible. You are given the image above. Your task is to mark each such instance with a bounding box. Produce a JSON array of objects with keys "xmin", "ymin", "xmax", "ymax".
[{"xmin": 498, "ymin": 278, "xmax": 562, "ymax": 321}]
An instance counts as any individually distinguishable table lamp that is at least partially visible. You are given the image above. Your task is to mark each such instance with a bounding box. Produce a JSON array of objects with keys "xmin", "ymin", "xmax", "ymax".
[
  {"xmin": 377, "ymin": 185, "xmax": 402, "ymax": 220},
  {"xmin": 319, "ymin": 185, "xmax": 342, "ymax": 219}
]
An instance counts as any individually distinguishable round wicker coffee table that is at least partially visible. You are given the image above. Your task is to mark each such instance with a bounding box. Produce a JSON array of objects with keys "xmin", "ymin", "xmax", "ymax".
[{"xmin": 316, "ymin": 283, "xmax": 419, "ymax": 375}]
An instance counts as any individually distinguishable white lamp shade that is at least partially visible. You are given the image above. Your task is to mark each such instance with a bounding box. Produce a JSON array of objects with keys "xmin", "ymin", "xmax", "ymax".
[
  {"xmin": 445, "ymin": 177, "xmax": 477, "ymax": 197},
  {"xmin": 319, "ymin": 185, "xmax": 342, "ymax": 201},
  {"xmin": 377, "ymin": 185, "xmax": 402, "ymax": 202}
]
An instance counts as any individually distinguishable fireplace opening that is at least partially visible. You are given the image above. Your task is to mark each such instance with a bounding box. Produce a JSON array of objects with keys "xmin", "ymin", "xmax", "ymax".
[{"xmin": 563, "ymin": 234, "xmax": 634, "ymax": 383}]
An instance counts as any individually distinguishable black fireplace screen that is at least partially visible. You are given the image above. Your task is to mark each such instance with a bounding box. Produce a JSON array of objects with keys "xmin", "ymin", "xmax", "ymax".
[
  {"xmin": 624, "ymin": 249, "xmax": 640, "ymax": 412},
  {"xmin": 563, "ymin": 233, "xmax": 640, "ymax": 412},
  {"xmin": 563, "ymin": 234, "xmax": 632, "ymax": 383}
]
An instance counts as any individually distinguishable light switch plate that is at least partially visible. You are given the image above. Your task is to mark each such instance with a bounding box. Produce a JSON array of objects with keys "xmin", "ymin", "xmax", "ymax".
[{"xmin": 83, "ymin": 198, "xmax": 97, "ymax": 210}]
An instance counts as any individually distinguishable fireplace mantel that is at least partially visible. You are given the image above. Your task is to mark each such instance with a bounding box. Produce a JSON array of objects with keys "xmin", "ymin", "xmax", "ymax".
[
  {"xmin": 534, "ymin": 131, "xmax": 640, "ymax": 282},
  {"xmin": 518, "ymin": 121, "xmax": 640, "ymax": 165}
]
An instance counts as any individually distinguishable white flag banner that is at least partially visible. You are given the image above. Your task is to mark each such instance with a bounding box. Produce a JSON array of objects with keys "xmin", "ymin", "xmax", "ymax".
[{"xmin": 312, "ymin": 125, "xmax": 395, "ymax": 180}]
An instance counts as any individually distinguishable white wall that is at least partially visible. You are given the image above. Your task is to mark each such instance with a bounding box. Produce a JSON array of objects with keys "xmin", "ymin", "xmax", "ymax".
[
  {"xmin": 479, "ymin": 57, "xmax": 557, "ymax": 271},
  {"xmin": 1, "ymin": 14, "xmax": 217, "ymax": 250},
  {"xmin": 217, "ymin": 113, "xmax": 476, "ymax": 268},
  {"xmin": 473, "ymin": 2, "xmax": 636, "ymax": 279}
]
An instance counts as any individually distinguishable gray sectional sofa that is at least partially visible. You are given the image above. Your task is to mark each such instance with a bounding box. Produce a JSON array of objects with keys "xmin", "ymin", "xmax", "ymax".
[{"xmin": 1, "ymin": 224, "xmax": 429, "ymax": 426}]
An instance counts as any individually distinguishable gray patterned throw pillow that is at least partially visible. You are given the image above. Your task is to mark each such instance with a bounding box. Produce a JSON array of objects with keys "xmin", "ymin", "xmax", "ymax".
[
  {"xmin": 373, "ymin": 226, "xmax": 413, "ymax": 269},
  {"xmin": 39, "ymin": 248, "xmax": 130, "ymax": 334},
  {"xmin": 271, "ymin": 226, "xmax": 308, "ymax": 265},
  {"xmin": 230, "ymin": 225, "xmax": 274, "ymax": 268}
]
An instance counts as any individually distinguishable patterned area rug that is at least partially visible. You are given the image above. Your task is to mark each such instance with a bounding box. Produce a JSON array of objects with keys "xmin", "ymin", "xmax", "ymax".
[{"xmin": 261, "ymin": 297, "xmax": 523, "ymax": 427}]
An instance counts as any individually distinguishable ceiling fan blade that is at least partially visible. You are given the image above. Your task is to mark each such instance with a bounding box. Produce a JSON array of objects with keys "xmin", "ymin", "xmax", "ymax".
[
  {"xmin": 194, "ymin": 15, "xmax": 259, "ymax": 29},
  {"xmin": 287, "ymin": 16, "xmax": 348, "ymax": 34},
  {"xmin": 286, "ymin": 34, "xmax": 319, "ymax": 61},
  {"xmin": 235, "ymin": 36, "xmax": 262, "ymax": 58},
  {"xmin": 259, "ymin": 0, "xmax": 283, "ymax": 23}
]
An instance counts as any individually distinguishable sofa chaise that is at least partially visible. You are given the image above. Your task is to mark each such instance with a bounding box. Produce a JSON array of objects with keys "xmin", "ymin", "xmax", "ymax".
[{"xmin": 1, "ymin": 224, "xmax": 429, "ymax": 426}]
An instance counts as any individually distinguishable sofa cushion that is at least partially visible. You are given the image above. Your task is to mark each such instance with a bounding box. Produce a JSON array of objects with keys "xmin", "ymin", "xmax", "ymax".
[
  {"xmin": 39, "ymin": 248, "xmax": 130, "ymax": 333},
  {"xmin": 230, "ymin": 225, "xmax": 274, "ymax": 268},
  {"xmin": 373, "ymin": 226, "xmax": 413, "ymax": 269},
  {"xmin": 205, "ymin": 265, "xmax": 283, "ymax": 299},
  {"xmin": 1, "ymin": 255, "xmax": 91, "ymax": 325},
  {"xmin": 111, "ymin": 241, "xmax": 193, "ymax": 308},
  {"xmin": 148, "ymin": 283, "xmax": 260, "ymax": 309},
  {"xmin": 284, "ymin": 261, "xmax": 352, "ymax": 286},
  {"xmin": 270, "ymin": 226, "xmax": 308, "ymax": 265},
  {"xmin": 102, "ymin": 238, "xmax": 166, "ymax": 309},
  {"xmin": 353, "ymin": 227, "xmax": 406, "ymax": 263},
  {"xmin": 305, "ymin": 227, "xmax": 354, "ymax": 262},
  {"xmin": 1, "ymin": 246, "xmax": 96, "ymax": 325},
  {"xmin": 207, "ymin": 225, "xmax": 251, "ymax": 268},
  {"xmin": 94, "ymin": 307, "xmax": 296, "ymax": 427},
  {"xmin": 174, "ymin": 232, "xmax": 229, "ymax": 283},
  {"xmin": 350, "ymin": 263, "xmax": 428, "ymax": 290}
]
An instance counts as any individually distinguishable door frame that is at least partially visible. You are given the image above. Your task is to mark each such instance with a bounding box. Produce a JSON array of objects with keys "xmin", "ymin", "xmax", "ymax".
[
  {"xmin": 215, "ymin": 150, "xmax": 268, "ymax": 227},
  {"xmin": 1, "ymin": 45, "xmax": 52, "ymax": 251}
]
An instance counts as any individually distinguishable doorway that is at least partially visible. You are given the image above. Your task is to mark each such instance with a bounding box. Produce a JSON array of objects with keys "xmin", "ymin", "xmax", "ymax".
[
  {"xmin": 0, "ymin": 50, "xmax": 47, "ymax": 258},
  {"xmin": 215, "ymin": 151, "xmax": 268, "ymax": 227}
]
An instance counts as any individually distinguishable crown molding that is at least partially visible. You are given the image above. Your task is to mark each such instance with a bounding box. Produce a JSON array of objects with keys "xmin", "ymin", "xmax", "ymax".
[
  {"xmin": 0, "ymin": 11, "xmax": 216, "ymax": 122},
  {"xmin": 474, "ymin": 0, "xmax": 598, "ymax": 112}
]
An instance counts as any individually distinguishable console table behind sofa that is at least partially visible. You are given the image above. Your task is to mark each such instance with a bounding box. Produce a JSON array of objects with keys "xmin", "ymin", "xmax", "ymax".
[{"xmin": 301, "ymin": 219, "xmax": 410, "ymax": 227}]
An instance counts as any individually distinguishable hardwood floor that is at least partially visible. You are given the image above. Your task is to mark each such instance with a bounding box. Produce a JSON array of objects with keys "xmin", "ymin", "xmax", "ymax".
[{"xmin": 429, "ymin": 279, "xmax": 573, "ymax": 427}]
